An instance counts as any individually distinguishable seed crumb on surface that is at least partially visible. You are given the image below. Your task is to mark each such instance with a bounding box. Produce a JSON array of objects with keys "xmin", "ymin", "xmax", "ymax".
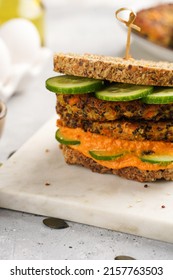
[
  {"xmin": 128, "ymin": 205, "xmax": 133, "ymax": 208},
  {"xmin": 45, "ymin": 182, "xmax": 51, "ymax": 186},
  {"xmin": 161, "ymin": 205, "xmax": 166, "ymax": 208}
]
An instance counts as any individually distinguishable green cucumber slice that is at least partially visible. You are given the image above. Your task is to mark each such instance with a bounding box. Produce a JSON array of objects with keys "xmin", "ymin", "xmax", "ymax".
[
  {"xmin": 89, "ymin": 150, "xmax": 124, "ymax": 161},
  {"xmin": 95, "ymin": 83, "xmax": 153, "ymax": 101},
  {"xmin": 140, "ymin": 154, "xmax": 173, "ymax": 165},
  {"xmin": 46, "ymin": 75, "xmax": 105, "ymax": 94},
  {"xmin": 142, "ymin": 87, "xmax": 173, "ymax": 104},
  {"xmin": 55, "ymin": 129, "xmax": 80, "ymax": 145}
]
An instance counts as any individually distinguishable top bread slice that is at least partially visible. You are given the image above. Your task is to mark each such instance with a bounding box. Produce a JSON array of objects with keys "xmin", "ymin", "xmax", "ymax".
[{"xmin": 54, "ymin": 53, "xmax": 173, "ymax": 87}]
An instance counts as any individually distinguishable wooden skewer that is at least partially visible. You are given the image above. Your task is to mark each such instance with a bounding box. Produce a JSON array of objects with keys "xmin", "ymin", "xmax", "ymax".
[{"xmin": 115, "ymin": 8, "xmax": 141, "ymax": 59}]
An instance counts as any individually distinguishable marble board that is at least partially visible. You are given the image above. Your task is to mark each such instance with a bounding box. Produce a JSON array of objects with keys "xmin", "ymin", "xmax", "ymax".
[{"xmin": 0, "ymin": 117, "xmax": 173, "ymax": 243}]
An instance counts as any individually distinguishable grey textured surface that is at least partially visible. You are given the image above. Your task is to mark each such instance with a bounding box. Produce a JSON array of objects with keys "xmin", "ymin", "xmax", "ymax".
[{"xmin": 1, "ymin": 209, "xmax": 173, "ymax": 260}]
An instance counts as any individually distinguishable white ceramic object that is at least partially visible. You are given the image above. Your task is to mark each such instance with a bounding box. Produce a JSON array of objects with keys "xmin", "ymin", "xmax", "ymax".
[
  {"xmin": 0, "ymin": 18, "xmax": 41, "ymax": 64},
  {"xmin": 0, "ymin": 38, "xmax": 11, "ymax": 84},
  {"xmin": 0, "ymin": 117, "xmax": 173, "ymax": 243},
  {"xmin": 0, "ymin": 19, "xmax": 52, "ymax": 101},
  {"xmin": 131, "ymin": 33, "xmax": 173, "ymax": 62},
  {"xmin": 0, "ymin": 100, "xmax": 7, "ymax": 137}
]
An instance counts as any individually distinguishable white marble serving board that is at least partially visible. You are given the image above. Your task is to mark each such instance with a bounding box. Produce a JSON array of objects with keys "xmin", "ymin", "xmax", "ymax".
[{"xmin": 1, "ymin": 117, "xmax": 173, "ymax": 243}]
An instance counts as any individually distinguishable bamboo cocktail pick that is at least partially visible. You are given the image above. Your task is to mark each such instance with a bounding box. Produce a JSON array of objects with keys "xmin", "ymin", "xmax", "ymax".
[{"xmin": 115, "ymin": 8, "xmax": 141, "ymax": 59}]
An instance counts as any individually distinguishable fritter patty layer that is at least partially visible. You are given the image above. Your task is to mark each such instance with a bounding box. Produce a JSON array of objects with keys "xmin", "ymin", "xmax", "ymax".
[
  {"xmin": 58, "ymin": 118, "xmax": 173, "ymax": 142},
  {"xmin": 56, "ymin": 94, "xmax": 173, "ymax": 122}
]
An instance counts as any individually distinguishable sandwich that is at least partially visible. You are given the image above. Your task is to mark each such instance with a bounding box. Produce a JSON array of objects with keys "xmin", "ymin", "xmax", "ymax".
[{"xmin": 46, "ymin": 53, "xmax": 173, "ymax": 182}]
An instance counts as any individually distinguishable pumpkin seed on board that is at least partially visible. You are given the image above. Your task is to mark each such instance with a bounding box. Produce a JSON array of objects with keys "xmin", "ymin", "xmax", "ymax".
[
  {"xmin": 114, "ymin": 255, "xmax": 136, "ymax": 260},
  {"xmin": 43, "ymin": 217, "xmax": 69, "ymax": 229}
]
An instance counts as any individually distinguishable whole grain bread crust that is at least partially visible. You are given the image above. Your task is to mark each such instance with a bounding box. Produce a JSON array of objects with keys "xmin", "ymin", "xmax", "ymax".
[
  {"xmin": 54, "ymin": 53, "xmax": 173, "ymax": 87},
  {"xmin": 61, "ymin": 145, "xmax": 173, "ymax": 182}
]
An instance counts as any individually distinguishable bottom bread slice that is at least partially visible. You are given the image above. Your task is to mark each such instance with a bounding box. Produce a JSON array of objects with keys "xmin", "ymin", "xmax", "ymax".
[{"xmin": 61, "ymin": 145, "xmax": 173, "ymax": 182}]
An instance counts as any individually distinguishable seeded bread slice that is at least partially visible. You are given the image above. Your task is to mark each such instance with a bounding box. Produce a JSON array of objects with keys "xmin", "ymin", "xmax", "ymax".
[
  {"xmin": 61, "ymin": 145, "xmax": 173, "ymax": 182},
  {"xmin": 54, "ymin": 53, "xmax": 173, "ymax": 87}
]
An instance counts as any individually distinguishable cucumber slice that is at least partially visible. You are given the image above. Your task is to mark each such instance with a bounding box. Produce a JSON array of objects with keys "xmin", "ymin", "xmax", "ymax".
[
  {"xmin": 89, "ymin": 150, "xmax": 124, "ymax": 161},
  {"xmin": 140, "ymin": 154, "xmax": 173, "ymax": 165},
  {"xmin": 142, "ymin": 87, "xmax": 173, "ymax": 104},
  {"xmin": 95, "ymin": 83, "xmax": 153, "ymax": 101},
  {"xmin": 55, "ymin": 129, "xmax": 80, "ymax": 145},
  {"xmin": 46, "ymin": 75, "xmax": 105, "ymax": 94}
]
